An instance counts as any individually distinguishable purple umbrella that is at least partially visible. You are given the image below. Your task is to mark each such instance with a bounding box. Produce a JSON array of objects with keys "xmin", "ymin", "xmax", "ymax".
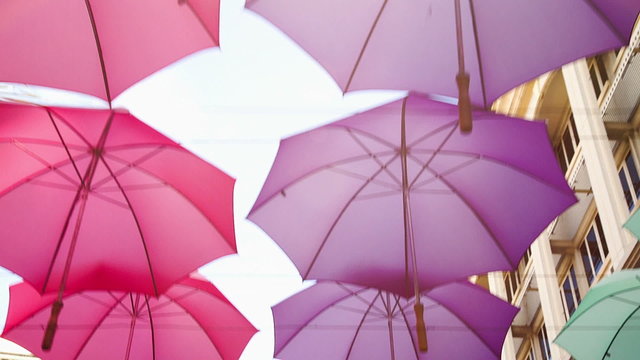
[
  {"xmin": 247, "ymin": 0, "xmax": 639, "ymax": 130},
  {"xmin": 272, "ymin": 281, "xmax": 518, "ymax": 359},
  {"xmin": 248, "ymin": 93, "xmax": 575, "ymax": 348}
]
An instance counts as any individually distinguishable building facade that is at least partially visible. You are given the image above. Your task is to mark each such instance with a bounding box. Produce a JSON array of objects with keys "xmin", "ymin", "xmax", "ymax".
[{"xmin": 485, "ymin": 19, "xmax": 640, "ymax": 360}]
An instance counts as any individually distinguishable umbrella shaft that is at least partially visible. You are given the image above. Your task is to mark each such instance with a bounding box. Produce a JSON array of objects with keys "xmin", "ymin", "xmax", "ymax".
[
  {"xmin": 454, "ymin": 0, "xmax": 465, "ymax": 74},
  {"xmin": 399, "ymin": 103, "xmax": 420, "ymax": 302}
]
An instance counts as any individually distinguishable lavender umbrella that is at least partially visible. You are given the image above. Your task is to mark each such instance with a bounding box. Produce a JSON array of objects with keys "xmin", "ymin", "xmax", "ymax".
[
  {"xmin": 248, "ymin": 93, "xmax": 575, "ymax": 348},
  {"xmin": 272, "ymin": 281, "xmax": 518, "ymax": 359},
  {"xmin": 247, "ymin": 0, "xmax": 639, "ymax": 130}
]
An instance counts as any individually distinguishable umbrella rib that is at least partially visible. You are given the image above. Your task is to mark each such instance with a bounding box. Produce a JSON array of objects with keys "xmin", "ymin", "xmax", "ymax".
[
  {"xmin": 335, "ymin": 125, "xmax": 397, "ymax": 150},
  {"xmin": 422, "ymin": 166, "xmax": 515, "ymax": 268},
  {"xmin": 98, "ymin": 156, "xmax": 160, "ymax": 296},
  {"xmin": 397, "ymin": 298, "xmax": 420, "ymax": 360},
  {"xmin": 109, "ymin": 292, "xmax": 135, "ymax": 316},
  {"xmin": 558, "ymin": 284, "xmax": 640, "ymax": 333},
  {"xmin": 0, "ymin": 138, "xmax": 85, "ymax": 150},
  {"xmin": 72, "ymin": 293, "xmax": 129, "ymax": 360},
  {"xmin": 412, "ymin": 149, "xmax": 574, "ymax": 195},
  {"xmin": 468, "ymin": 0, "xmax": 489, "ymax": 108},
  {"xmin": 406, "ymin": 120, "xmax": 459, "ymax": 149},
  {"xmin": 386, "ymin": 293, "xmax": 396, "ymax": 360},
  {"xmin": 345, "ymin": 292, "xmax": 382, "ymax": 360},
  {"xmin": 47, "ymin": 109, "xmax": 84, "ymax": 183},
  {"xmin": 9, "ymin": 139, "xmax": 81, "ymax": 187},
  {"xmin": 89, "ymin": 191, "xmax": 130, "ymax": 209},
  {"xmin": 41, "ymin": 183, "xmax": 86, "ymax": 293},
  {"xmin": 275, "ymin": 285, "xmax": 373, "ymax": 355},
  {"xmin": 148, "ymin": 288, "xmax": 199, "ymax": 313},
  {"xmin": 251, "ymin": 150, "xmax": 397, "ymax": 211},
  {"xmin": 343, "ymin": 0, "xmax": 389, "ymax": 92},
  {"xmin": 428, "ymin": 295, "xmax": 501, "ymax": 357},
  {"xmin": 91, "ymin": 146, "xmax": 165, "ymax": 189},
  {"xmin": 600, "ymin": 304, "xmax": 640, "ymax": 359},
  {"xmin": 409, "ymin": 155, "xmax": 478, "ymax": 190},
  {"xmin": 327, "ymin": 167, "xmax": 399, "ymax": 190},
  {"xmin": 123, "ymin": 294, "xmax": 139, "ymax": 360},
  {"xmin": 302, "ymin": 153, "xmax": 400, "ymax": 279},
  {"xmin": 167, "ymin": 298, "xmax": 225, "ymax": 360},
  {"xmin": 79, "ymin": 293, "xmax": 119, "ymax": 309},
  {"xmin": 46, "ymin": 108, "xmax": 93, "ymax": 148},
  {"xmin": 184, "ymin": 1, "xmax": 220, "ymax": 45},
  {"xmin": 355, "ymin": 190, "xmax": 401, "ymax": 201},
  {"xmin": 101, "ymin": 150, "xmax": 235, "ymax": 252},
  {"xmin": 144, "ymin": 296, "xmax": 157, "ymax": 360},
  {"xmin": 0, "ymin": 153, "xmax": 84, "ymax": 198},
  {"xmin": 336, "ymin": 283, "xmax": 387, "ymax": 315},
  {"xmin": 346, "ymin": 128, "xmax": 402, "ymax": 187},
  {"xmin": 407, "ymin": 124, "xmax": 458, "ymax": 189},
  {"xmin": 581, "ymin": 0, "xmax": 627, "ymax": 43},
  {"xmin": 83, "ymin": 0, "xmax": 112, "ymax": 104}
]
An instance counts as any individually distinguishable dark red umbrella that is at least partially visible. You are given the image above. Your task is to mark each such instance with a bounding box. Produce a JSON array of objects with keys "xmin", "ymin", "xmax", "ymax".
[
  {"xmin": 2, "ymin": 275, "xmax": 257, "ymax": 360},
  {"xmin": 0, "ymin": 102, "xmax": 236, "ymax": 348},
  {"xmin": 0, "ymin": 0, "xmax": 220, "ymax": 103}
]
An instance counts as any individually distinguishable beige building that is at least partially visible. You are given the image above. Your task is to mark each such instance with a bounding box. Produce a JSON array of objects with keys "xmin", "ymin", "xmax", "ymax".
[{"xmin": 482, "ymin": 18, "xmax": 640, "ymax": 360}]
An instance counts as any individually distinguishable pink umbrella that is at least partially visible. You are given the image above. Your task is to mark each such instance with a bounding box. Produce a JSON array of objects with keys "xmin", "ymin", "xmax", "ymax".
[
  {"xmin": 272, "ymin": 281, "xmax": 518, "ymax": 359},
  {"xmin": 248, "ymin": 93, "xmax": 576, "ymax": 349},
  {"xmin": 0, "ymin": 102, "xmax": 236, "ymax": 348},
  {"xmin": 2, "ymin": 275, "xmax": 257, "ymax": 360},
  {"xmin": 0, "ymin": 0, "xmax": 220, "ymax": 103},
  {"xmin": 247, "ymin": 0, "xmax": 639, "ymax": 130}
]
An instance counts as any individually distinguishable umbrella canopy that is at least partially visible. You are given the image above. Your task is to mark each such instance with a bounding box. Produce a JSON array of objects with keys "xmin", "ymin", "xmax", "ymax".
[
  {"xmin": 247, "ymin": 0, "xmax": 638, "ymax": 109},
  {"xmin": 2, "ymin": 275, "xmax": 257, "ymax": 360},
  {"xmin": 272, "ymin": 281, "xmax": 518, "ymax": 360},
  {"xmin": 555, "ymin": 269, "xmax": 640, "ymax": 360},
  {"xmin": 623, "ymin": 209, "xmax": 640, "ymax": 239},
  {"xmin": 0, "ymin": 102, "xmax": 236, "ymax": 296},
  {"xmin": 0, "ymin": 0, "xmax": 220, "ymax": 103},
  {"xmin": 248, "ymin": 93, "xmax": 576, "ymax": 298}
]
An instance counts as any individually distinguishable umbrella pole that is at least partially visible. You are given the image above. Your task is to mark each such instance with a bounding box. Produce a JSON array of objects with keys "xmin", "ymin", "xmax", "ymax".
[
  {"xmin": 455, "ymin": 0, "xmax": 472, "ymax": 133},
  {"xmin": 42, "ymin": 114, "xmax": 115, "ymax": 351},
  {"xmin": 400, "ymin": 108, "xmax": 428, "ymax": 352},
  {"xmin": 42, "ymin": 189, "xmax": 91, "ymax": 350}
]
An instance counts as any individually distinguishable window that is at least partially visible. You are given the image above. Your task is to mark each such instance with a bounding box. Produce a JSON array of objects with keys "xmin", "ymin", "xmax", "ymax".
[
  {"xmin": 589, "ymin": 55, "xmax": 609, "ymax": 99},
  {"xmin": 561, "ymin": 266, "xmax": 582, "ymax": 319},
  {"xmin": 538, "ymin": 324, "xmax": 552, "ymax": 360},
  {"xmin": 526, "ymin": 347, "xmax": 536, "ymax": 360},
  {"xmin": 504, "ymin": 270, "xmax": 520, "ymax": 303},
  {"xmin": 555, "ymin": 113, "xmax": 580, "ymax": 174},
  {"xmin": 503, "ymin": 250, "xmax": 531, "ymax": 303},
  {"xmin": 580, "ymin": 214, "xmax": 609, "ymax": 285},
  {"xmin": 618, "ymin": 150, "xmax": 640, "ymax": 210}
]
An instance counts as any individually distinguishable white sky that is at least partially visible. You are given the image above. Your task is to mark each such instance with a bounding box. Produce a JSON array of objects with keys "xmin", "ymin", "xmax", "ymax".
[{"xmin": 0, "ymin": 0, "xmax": 403, "ymax": 358}]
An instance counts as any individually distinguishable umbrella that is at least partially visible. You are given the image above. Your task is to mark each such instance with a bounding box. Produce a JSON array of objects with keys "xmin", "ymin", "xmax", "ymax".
[
  {"xmin": 2, "ymin": 275, "xmax": 257, "ymax": 360},
  {"xmin": 623, "ymin": 208, "xmax": 640, "ymax": 239},
  {"xmin": 555, "ymin": 269, "xmax": 640, "ymax": 360},
  {"xmin": 247, "ymin": 0, "xmax": 639, "ymax": 130},
  {"xmin": 272, "ymin": 281, "xmax": 518, "ymax": 359},
  {"xmin": 249, "ymin": 93, "xmax": 575, "ymax": 297},
  {"xmin": 248, "ymin": 93, "xmax": 575, "ymax": 349},
  {"xmin": 0, "ymin": 102, "xmax": 236, "ymax": 348},
  {"xmin": 0, "ymin": 0, "xmax": 220, "ymax": 103}
]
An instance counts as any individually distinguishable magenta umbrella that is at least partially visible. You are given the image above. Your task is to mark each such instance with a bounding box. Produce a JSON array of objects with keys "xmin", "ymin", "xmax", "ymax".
[
  {"xmin": 0, "ymin": 0, "xmax": 220, "ymax": 103},
  {"xmin": 272, "ymin": 281, "xmax": 518, "ymax": 359},
  {"xmin": 2, "ymin": 275, "xmax": 257, "ymax": 360},
  {"xmin": 247, "ymin": 0, "xmax": 639, "ymax": 130},
  {"xmin": 0, "ymin": 102, "xmax": 236, "ymax": 348},
  {"xmin": 248, "ymin": 93, "xmax": 575, "ymax": 348}
]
